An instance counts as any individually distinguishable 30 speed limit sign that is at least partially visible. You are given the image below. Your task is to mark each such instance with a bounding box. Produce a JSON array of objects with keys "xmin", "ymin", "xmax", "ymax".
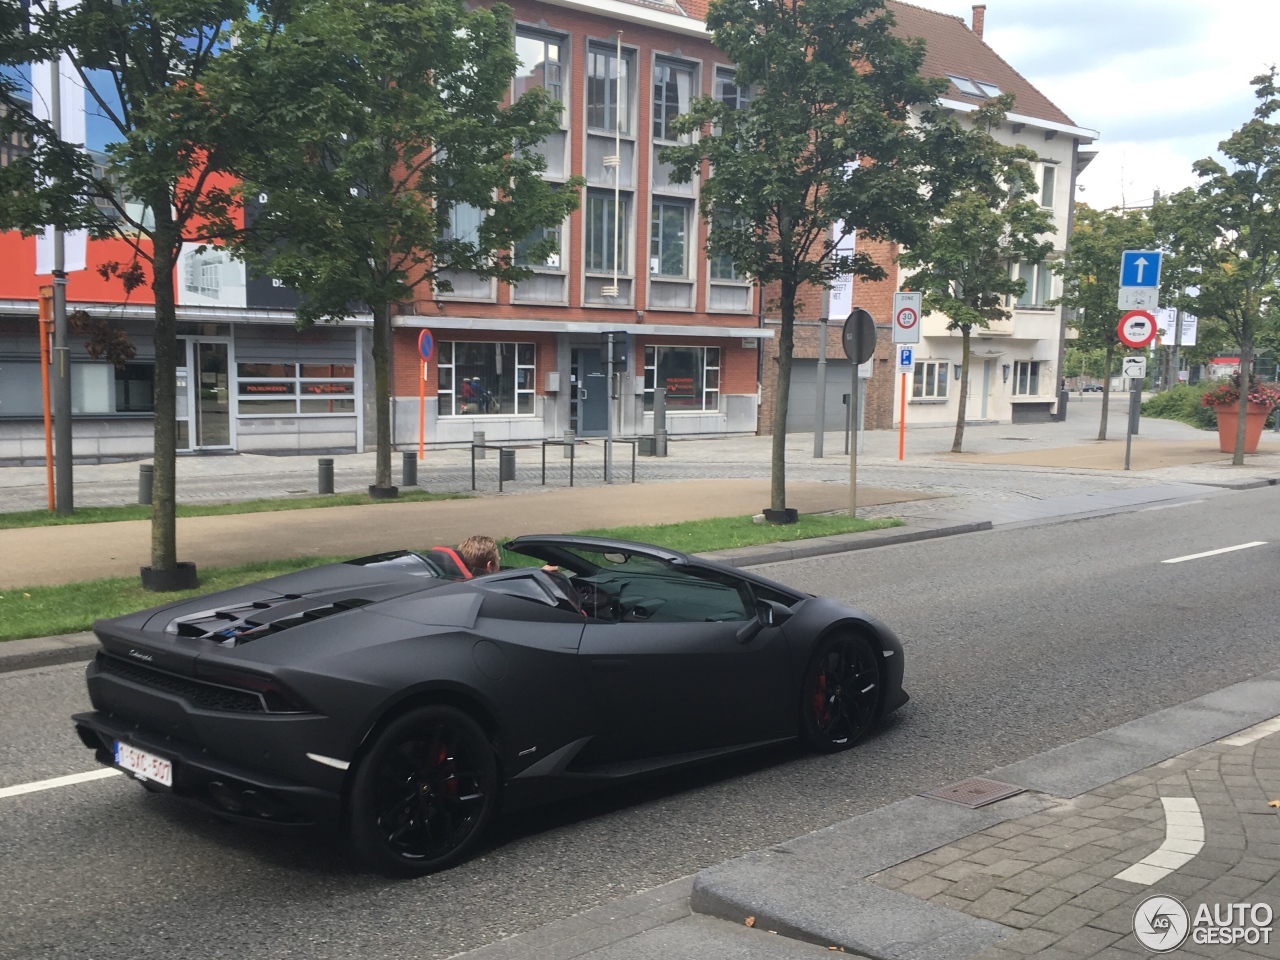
[{"xmin": 893, "ymin": 292, "xmax": 922, "ymax": 344}]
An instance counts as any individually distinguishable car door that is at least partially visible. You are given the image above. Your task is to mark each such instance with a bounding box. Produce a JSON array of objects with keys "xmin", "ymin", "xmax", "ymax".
[{"xmin": 577, "ymin": 565, "xmax": 793, "ymax": 762}]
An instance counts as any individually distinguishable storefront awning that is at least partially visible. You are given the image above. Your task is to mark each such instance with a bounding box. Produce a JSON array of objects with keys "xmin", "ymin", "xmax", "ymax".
[{"xmin": 393, "ymin": 315, "xmax": 773, "ymax": 339}]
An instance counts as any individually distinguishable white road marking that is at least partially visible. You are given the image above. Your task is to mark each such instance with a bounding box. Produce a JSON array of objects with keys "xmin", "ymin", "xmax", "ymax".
[
  {"xmin": 1114, "ymin": 796, "xmax": 1204, "ymax": 886},
  {"xmin": 1220, "ymin": 715, "xmax": 1280, "ymax": 747},
  {"xmin": 1162, "ymin": 541, "xmax": 1267, "ymax": 564},
  {"xmin": 0, "ymin": 768, "xmax": 121, "ymax": 800}
]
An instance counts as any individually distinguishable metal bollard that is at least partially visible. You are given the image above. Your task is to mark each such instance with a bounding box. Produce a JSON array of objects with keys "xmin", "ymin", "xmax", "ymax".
[
  {"xmin": 473, "ymin": 431, "xmax": 486, "ymax": 459},
  {"xmin": 318, "ymin": 457, "xmax": 334, "ymax": 495},
  {"xmin": 138, "ymin": 463, "xmax": 154, "ymax": 505},
  {"xmin": 499, "ymin": 448, "xmax": 516, "ymax": 482},
  {"xmin": 402, "ymin": 450, "xmax": 418, "ymax": 487},
  {"xmin": 563, "ymin": 429, "xmax": 575, "ymax": 458}
]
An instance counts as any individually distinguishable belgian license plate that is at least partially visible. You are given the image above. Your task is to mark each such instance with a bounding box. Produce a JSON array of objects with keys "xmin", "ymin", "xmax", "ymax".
[{"xmin": 114, "ymin": 740, "xmax": 173, "ymax": 787}]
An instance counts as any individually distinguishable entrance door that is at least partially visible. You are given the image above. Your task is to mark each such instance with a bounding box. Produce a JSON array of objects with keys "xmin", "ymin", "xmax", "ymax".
[
  {"xmin": 193, "ymin": 341, "xmax": 232, "ymax": 448},
  {"xmin": 981, "ymin": 359, "xmax": 992, "ymax": 420},
  {"xmin": 573, "ymin": 348, "xmax": 609, "ymax": 436}
]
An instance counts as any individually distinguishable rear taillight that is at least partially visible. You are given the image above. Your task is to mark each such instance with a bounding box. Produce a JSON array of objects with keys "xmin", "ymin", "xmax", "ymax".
[{"xmin": 200, "ymin": 668, "xmax": 312, "ymax": 713}]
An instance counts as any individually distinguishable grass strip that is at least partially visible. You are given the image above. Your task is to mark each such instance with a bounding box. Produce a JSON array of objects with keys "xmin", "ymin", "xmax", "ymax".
[
  {"xmin": 0, "ymin": 488, "xmax": 469, "ymax": 530},
  {"xmin": 0, "ymin": 513, "xmax": 900, "ymax": 642}
]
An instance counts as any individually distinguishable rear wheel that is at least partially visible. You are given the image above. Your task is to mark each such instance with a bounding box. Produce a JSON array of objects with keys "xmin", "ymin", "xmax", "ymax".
[
  {"xmin": 800, "ymin": 633, "xmax": 880, "ymax": 752},
  {"xmin": 348, "ymin": 705, "xmax": 498, "ymax": 876}
]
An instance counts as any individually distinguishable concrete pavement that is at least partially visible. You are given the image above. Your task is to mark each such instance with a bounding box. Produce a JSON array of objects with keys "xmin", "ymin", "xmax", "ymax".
[{"xmin": 447, "ymin": 673, "xmax": 1280, "ymax": 960}]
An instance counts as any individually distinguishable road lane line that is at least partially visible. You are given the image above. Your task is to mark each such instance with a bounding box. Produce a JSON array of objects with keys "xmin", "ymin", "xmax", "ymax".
[
  {"xmin": 1162, "ymin": 541, "xmax": 1267, "ymax": 564},
  {"xmin": 1114, "ymin": 796, "xmax": 1204, "ymax": 886},
  {"xmin": 0, "ymin": 768, "xmax": 121, "ymax": 799}
]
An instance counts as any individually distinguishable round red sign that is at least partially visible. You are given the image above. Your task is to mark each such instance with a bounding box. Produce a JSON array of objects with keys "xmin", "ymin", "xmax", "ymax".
[
  {"xmin": 1117, "ymin": 311, "xmax": 1156, "ymax": 349},
  {"xmin": 895, "ymin": 306, "xmax": 919, "ymax": 330}
]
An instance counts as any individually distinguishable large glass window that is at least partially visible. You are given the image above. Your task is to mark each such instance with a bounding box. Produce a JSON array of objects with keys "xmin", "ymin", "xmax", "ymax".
[
  {"xmin": 515, "ymin": 221, "xmax": 563, "ymax": 270},
  {"xmin": 1013, "ymin": 261, "xmax": 1052, "ymax": 307},
  {"xmin": 650, "ymin": 200, "xmax": 689, "ymax": 277},
  {"xmin": 652, "ymin": 60, "xmax": 694, "ymax": 142},
  {"xmin": 1013, "ymin": 360, "xmax": 1041, "ymax": 396},
  {"xmin": 514, "ymin": 30, "xmax": 564, "ymax": 105},
  {"xmin": 912, "ymin": 360, "xmax": 948, "ymax": 400},
  {"xmin": 237, "ymin": 362, "xmax": 356, "ymax": 415},
  {"xmin": 709, "ymin": 211, "xmax": 744, "ymax": 281},
  {"xmin": 643, "ymin": 345, "xmax": 720, "ymax": 411},
  {"xmin": 0, "ymin": 361, "xmax": 155, "ymax": 416},
  {"xmin": 586, "ymin": 190, "xmax": 630, "ymax": 273},
  {"xmin": 438, "ymin": 341, "xmax": 536, "ymax": 417},
  {"xmin": 587, "ymin": 43, "xmax": 634, "ymax": 135},
  {"xmin": 441, "ymin": 201, "xmax": 483, "ymax": 249},
  {"xmin": 1040, "ymin": 165, "xmax": 1056, "ymax": 208}
]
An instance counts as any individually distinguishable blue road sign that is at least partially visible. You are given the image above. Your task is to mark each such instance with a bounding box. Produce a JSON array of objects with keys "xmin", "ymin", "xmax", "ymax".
[
  {"xmin": 1120, "ymin": 250, "xmax": 1162, "ymax": 288},
  {"xmin": 898, "ymin": 346, "xmax": 913, "ymax": 369}
]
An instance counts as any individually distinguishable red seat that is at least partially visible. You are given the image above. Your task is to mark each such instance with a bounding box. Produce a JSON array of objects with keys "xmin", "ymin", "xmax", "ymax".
[{"xmin": 429, "ymin": 546, "xmax": 472, "ymax": 580}]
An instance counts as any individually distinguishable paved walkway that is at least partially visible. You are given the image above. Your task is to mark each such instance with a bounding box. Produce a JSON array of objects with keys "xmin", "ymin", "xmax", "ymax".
[
  {"xmin": 446, "ymin": 672, "xmax": 1280, "ymax": 960},
  {"xmin": 0, "ymin": 479, "xmax": 931, "ymax": 589}
]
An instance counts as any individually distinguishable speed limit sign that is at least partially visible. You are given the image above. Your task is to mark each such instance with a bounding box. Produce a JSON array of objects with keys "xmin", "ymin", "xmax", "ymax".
[{"xmin": 893, "ymin": 292, "xmax": 922, "ymax": 344}]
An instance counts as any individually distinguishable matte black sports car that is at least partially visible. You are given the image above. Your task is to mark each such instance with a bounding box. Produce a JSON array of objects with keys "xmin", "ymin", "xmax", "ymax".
[{"xmin": 74, "ymin": 535, "xmax": 907, "ymax": 875}]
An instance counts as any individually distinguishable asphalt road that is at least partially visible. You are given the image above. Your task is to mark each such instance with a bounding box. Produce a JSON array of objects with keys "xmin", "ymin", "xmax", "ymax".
[{"xmin": 3, "ymin": 486, "xmax": 1279, "ymax": 960}]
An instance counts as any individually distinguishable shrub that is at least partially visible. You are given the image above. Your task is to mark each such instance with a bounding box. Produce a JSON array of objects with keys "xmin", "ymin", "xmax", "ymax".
[{"xmin": 1141, "ymin": 383, "xmax": 1218, "ymax": 430}]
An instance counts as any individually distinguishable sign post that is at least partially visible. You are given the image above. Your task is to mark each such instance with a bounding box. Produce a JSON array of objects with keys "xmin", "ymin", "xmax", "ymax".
[
  {"xmin": 416, "ymin": 330, "xmax": 434, "ymax": 461},
  {"xmin": 892, "ymin": 293, "xmax": 921, "ymax": 461},
  {"xmin": 842, "ymin": 309, "xmax": 877, "ymax": 517}
]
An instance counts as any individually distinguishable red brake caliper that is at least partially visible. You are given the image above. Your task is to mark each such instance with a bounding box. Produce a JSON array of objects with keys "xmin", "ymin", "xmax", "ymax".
[
  {"xmin": 434, "ymin": 742, "xmax": 458, "ymax": 798},
  {"xmin": 812, "ymin": 674, "xmax": 829, "ymax": 726}
]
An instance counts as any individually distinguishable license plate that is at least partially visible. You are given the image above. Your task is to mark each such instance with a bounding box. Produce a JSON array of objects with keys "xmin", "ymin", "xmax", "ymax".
[{"xmin": 114, "ymin": 740, "xmax": 173, "ymax": 787}]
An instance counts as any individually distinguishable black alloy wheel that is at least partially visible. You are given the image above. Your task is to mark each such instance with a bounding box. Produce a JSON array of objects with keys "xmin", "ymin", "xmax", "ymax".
[
  {"xmin": 800, "ymin": 633, "xmax": 881, "ymax": 752},
  {"xmin": 349, "ymin": 705, "xmax": 499, "ymax": 876}
]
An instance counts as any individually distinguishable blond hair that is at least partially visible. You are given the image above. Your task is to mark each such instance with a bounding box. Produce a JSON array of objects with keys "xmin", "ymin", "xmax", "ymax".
[{"xmin": 457, "ymin": 535, "xmax": 501, "ymax": 575}]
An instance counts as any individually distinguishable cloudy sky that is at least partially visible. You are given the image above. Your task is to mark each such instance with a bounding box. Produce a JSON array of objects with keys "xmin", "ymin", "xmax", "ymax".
[{"xmin": 919, "ymin": 0, "xmax": 1280, "ymax": 211}]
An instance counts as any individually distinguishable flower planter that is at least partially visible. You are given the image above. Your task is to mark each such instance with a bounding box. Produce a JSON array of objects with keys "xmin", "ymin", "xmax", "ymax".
[{"xmin": 1214, "ymin": 402, "xmax": 1270, "ymax": 454}]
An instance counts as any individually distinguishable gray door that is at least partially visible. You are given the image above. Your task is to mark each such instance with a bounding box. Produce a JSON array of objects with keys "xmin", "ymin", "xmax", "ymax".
[
  {"xmin": 194, "ymin": 341, "xmax": 231, "ymax": 447},
  {"xmin": 576, "ymin": 348, "xmax": 609, "ymax": 436},
  {"xmin": 786, "ymin": 359, "xmax": 856, "ymax": 433}
]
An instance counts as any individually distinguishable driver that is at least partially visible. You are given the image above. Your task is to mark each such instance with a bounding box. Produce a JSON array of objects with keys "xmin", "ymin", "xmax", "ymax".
[{"xmin": 457, "ymin": 535, "xmax": 501, "ymax": 577}]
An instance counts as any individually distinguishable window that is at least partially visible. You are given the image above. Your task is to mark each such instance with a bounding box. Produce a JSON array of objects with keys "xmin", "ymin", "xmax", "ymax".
[
  {"xmin": 652, "ymin": 60, "xmax": 694, "ymax": 142},
  {"xmin": 946, "ymin": 75, "xmax": 984, "ymax": 97},
  {"xmin": 114, "ymin": 362, "xmax": 155, "ymax": 413},
  {"xmin": 1013, "ymin": 261, "xmax": 1053, "ymax": 307},
  {"xmin": 237, "ymin": 362, "xmax": 356, "ymax": 415},
  {"xmin": 437, "ymin": 341, "xmax": 535, "ymax": 417},
  {"xmin": 975, "ymin": 81, "xmax": 1002, "ymax": 97},
  {"xmin": 643, "ymin": 345, "xmax": 720, "ymax": 412},
  {"xmin": 515, "ymin": 220, "xmax": 562, "ymax": 270},
  {"xmin": 514, "ymin": 30, "xmax": 564, "ymax": 105},
  {"xmin": 650, "ymin": 200, "xmax": 689, "ymax": 277},
  {"xmin": 715, "ymin": 66, "xmax": 752, "ymax": 111},
  {"xmin": 1013, "ymin": 361, "xmax": 1041, "ymax": 396},
  {"xmin": 587, "ymin": 43, "xmax": 634, "ymax": 135},
  {"xmin": 1040, "ymin": 165, "xmax": 1056, "ymax": 208},
  {"xmin": 912, "ymin": 360, "xmax": 948, "ymax": 400},
  {"xmin": 585, "ymin": 191, "xmax": 630, "ymax": 273},
  {"xmin": 441, "ymin": 201, "xmax": 483, "ymax": 249}
]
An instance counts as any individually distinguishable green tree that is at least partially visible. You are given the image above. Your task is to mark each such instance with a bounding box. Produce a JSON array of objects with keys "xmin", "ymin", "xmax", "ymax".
[
  {"xmin": 662, "ymin": 0, "xmax": 965, "ymax": 518},
  {"xmin": 896, "ymin": 96, "xmax": 1053, "ymax": 453},
  {"xmin": 1152, "ymin": 69, "xmax": 1280, "ymax": 464},
  {"xmin": 222, "ymin": 0, "xmax": 580, "ymax": 493},
  {"xmin": 2, "ymin": 0, "xmax": 268, "ymax": 583},
  {"xmin": 1053, "ymin": 205, "xmax": 1157, "ymax": 440}
]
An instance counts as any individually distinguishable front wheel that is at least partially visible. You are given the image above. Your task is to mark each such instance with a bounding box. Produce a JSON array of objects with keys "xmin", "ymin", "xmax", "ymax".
[
  {"xmin": 800, "ymin": 633, "xmax": 881, "ymax": 752},
  {"xmin": 348, "ymin": 705, "xmax": 499, "ymax": 876}
]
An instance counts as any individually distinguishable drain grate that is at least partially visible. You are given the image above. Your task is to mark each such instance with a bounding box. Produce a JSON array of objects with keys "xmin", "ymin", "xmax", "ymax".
[{"xmin": 921, "ymin": 777, "xmax": 1025, "ymax": 808}]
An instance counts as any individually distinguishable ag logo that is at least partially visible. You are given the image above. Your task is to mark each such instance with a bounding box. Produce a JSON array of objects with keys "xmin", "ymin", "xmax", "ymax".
[{"xmin": 1134, "ymin": 895, "xmax": 1190, "ymax": 952}]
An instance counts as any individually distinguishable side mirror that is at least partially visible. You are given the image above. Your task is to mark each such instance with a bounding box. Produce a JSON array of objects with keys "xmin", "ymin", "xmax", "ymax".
[{"xmin": 736, "ymin": 599, "xmax": 793, "ymax": 643}]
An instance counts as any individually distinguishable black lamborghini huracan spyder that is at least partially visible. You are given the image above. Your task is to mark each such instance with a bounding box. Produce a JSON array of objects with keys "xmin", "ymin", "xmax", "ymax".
[{"xmin": 74, "ymin": 535, "xmax": 907, "ymax": 875}]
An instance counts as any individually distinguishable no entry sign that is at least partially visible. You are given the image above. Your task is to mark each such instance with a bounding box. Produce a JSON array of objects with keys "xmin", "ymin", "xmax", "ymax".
[{"xmin": 1117, "ymin": 311, "xmax": 1157, "ymax": 349}]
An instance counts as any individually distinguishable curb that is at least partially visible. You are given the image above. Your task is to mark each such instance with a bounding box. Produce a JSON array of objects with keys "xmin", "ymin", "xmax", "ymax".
[
  {"xmin": 0, "ymin": 632, "xmax": 98, "ymax": 674},
  {"xmin": 1198, "ymin": 476, "xmax": 1280, "ymax": 490},
  {"xmin": 689, "ymin": 667, "xmax": 1280, "ymax": 960},
  {"xmin": 698, "ymin": 520, "xmax": 994, "ymax": 569}
]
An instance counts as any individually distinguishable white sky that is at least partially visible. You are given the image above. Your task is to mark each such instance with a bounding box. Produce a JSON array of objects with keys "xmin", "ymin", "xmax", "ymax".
[{"xmin": 917, "ymin": 0, "xmax": 1280, "ymax": 211}]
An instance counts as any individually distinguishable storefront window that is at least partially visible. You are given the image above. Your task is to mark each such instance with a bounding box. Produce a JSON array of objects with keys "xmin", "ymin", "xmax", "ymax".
[
  {"xmin": 643, "ymin": 345, "xmax": 720, "ymax": 412},
  {"xmin": 437, "ymin": 341, "xmax": 535, "ymax": 416},
  {"xmin": 237, "ymin": 361, "xmax": 357, "ymax": 415}
]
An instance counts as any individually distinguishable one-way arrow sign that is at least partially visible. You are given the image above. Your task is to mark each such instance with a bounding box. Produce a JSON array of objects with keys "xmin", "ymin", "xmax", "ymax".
[{"xmin": 1120, "ymin": 250, "xmax": 1162, "ymax": 289}]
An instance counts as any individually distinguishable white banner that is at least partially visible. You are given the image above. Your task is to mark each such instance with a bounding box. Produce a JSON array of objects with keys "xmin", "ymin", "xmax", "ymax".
[
  {"xmin": 31, "ymin": 0, "xmax": 88, "ymax": 274},
  {"xmin": 827, "ymin": 221, "xmax": 857, "ymax": 319}
]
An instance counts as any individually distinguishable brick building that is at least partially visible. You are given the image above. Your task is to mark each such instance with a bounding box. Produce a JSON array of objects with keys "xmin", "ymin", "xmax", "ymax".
[{"xmin": 762, "ymin": 2, "xmax": 1099, "ymax": 436}]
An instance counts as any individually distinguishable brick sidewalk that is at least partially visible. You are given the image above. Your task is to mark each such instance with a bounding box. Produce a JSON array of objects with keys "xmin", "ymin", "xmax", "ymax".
[{"xmin": 871, "ymin": 720, "xmax": 1280, "ymax": 959}]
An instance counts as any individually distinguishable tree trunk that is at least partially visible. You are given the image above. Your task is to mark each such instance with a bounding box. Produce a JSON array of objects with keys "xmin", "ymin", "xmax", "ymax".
[
  {"xmin": 1098, "ymin": 341, "xmax": 1115, "ymax": 441},
  {"xmin": 149, "ymin": 223, "xmax": 179, "ymax": 573},
  {"xmin": 951, "ymin": 326, "xmax": 970, "ymax": 453},
  {"xmin": 769, "ymin": 278, "xmax": 797, "ymax": 516},
  {"xmin": 372, "ymin": 300, "xmax": 394, "ymax": 491},
  {"xmin": 1233, "ymin": 333, "xmax": 1254, "ymax": 466}
]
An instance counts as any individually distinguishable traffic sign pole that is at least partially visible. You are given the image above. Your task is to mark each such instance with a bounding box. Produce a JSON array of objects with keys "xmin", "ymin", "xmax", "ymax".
[
  {"xmin": 417, "ymin": 330, "xmax": 435, "ymax": 461},
  {"xmin": 899, "ymin": 372, "xmax": 907, "ymax": 461}
]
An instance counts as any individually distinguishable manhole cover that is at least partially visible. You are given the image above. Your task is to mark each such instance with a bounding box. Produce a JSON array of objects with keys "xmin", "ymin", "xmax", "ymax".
[{"xmin": 921, "ymin": 777, "xmax": 1025, "ymax": 808}]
